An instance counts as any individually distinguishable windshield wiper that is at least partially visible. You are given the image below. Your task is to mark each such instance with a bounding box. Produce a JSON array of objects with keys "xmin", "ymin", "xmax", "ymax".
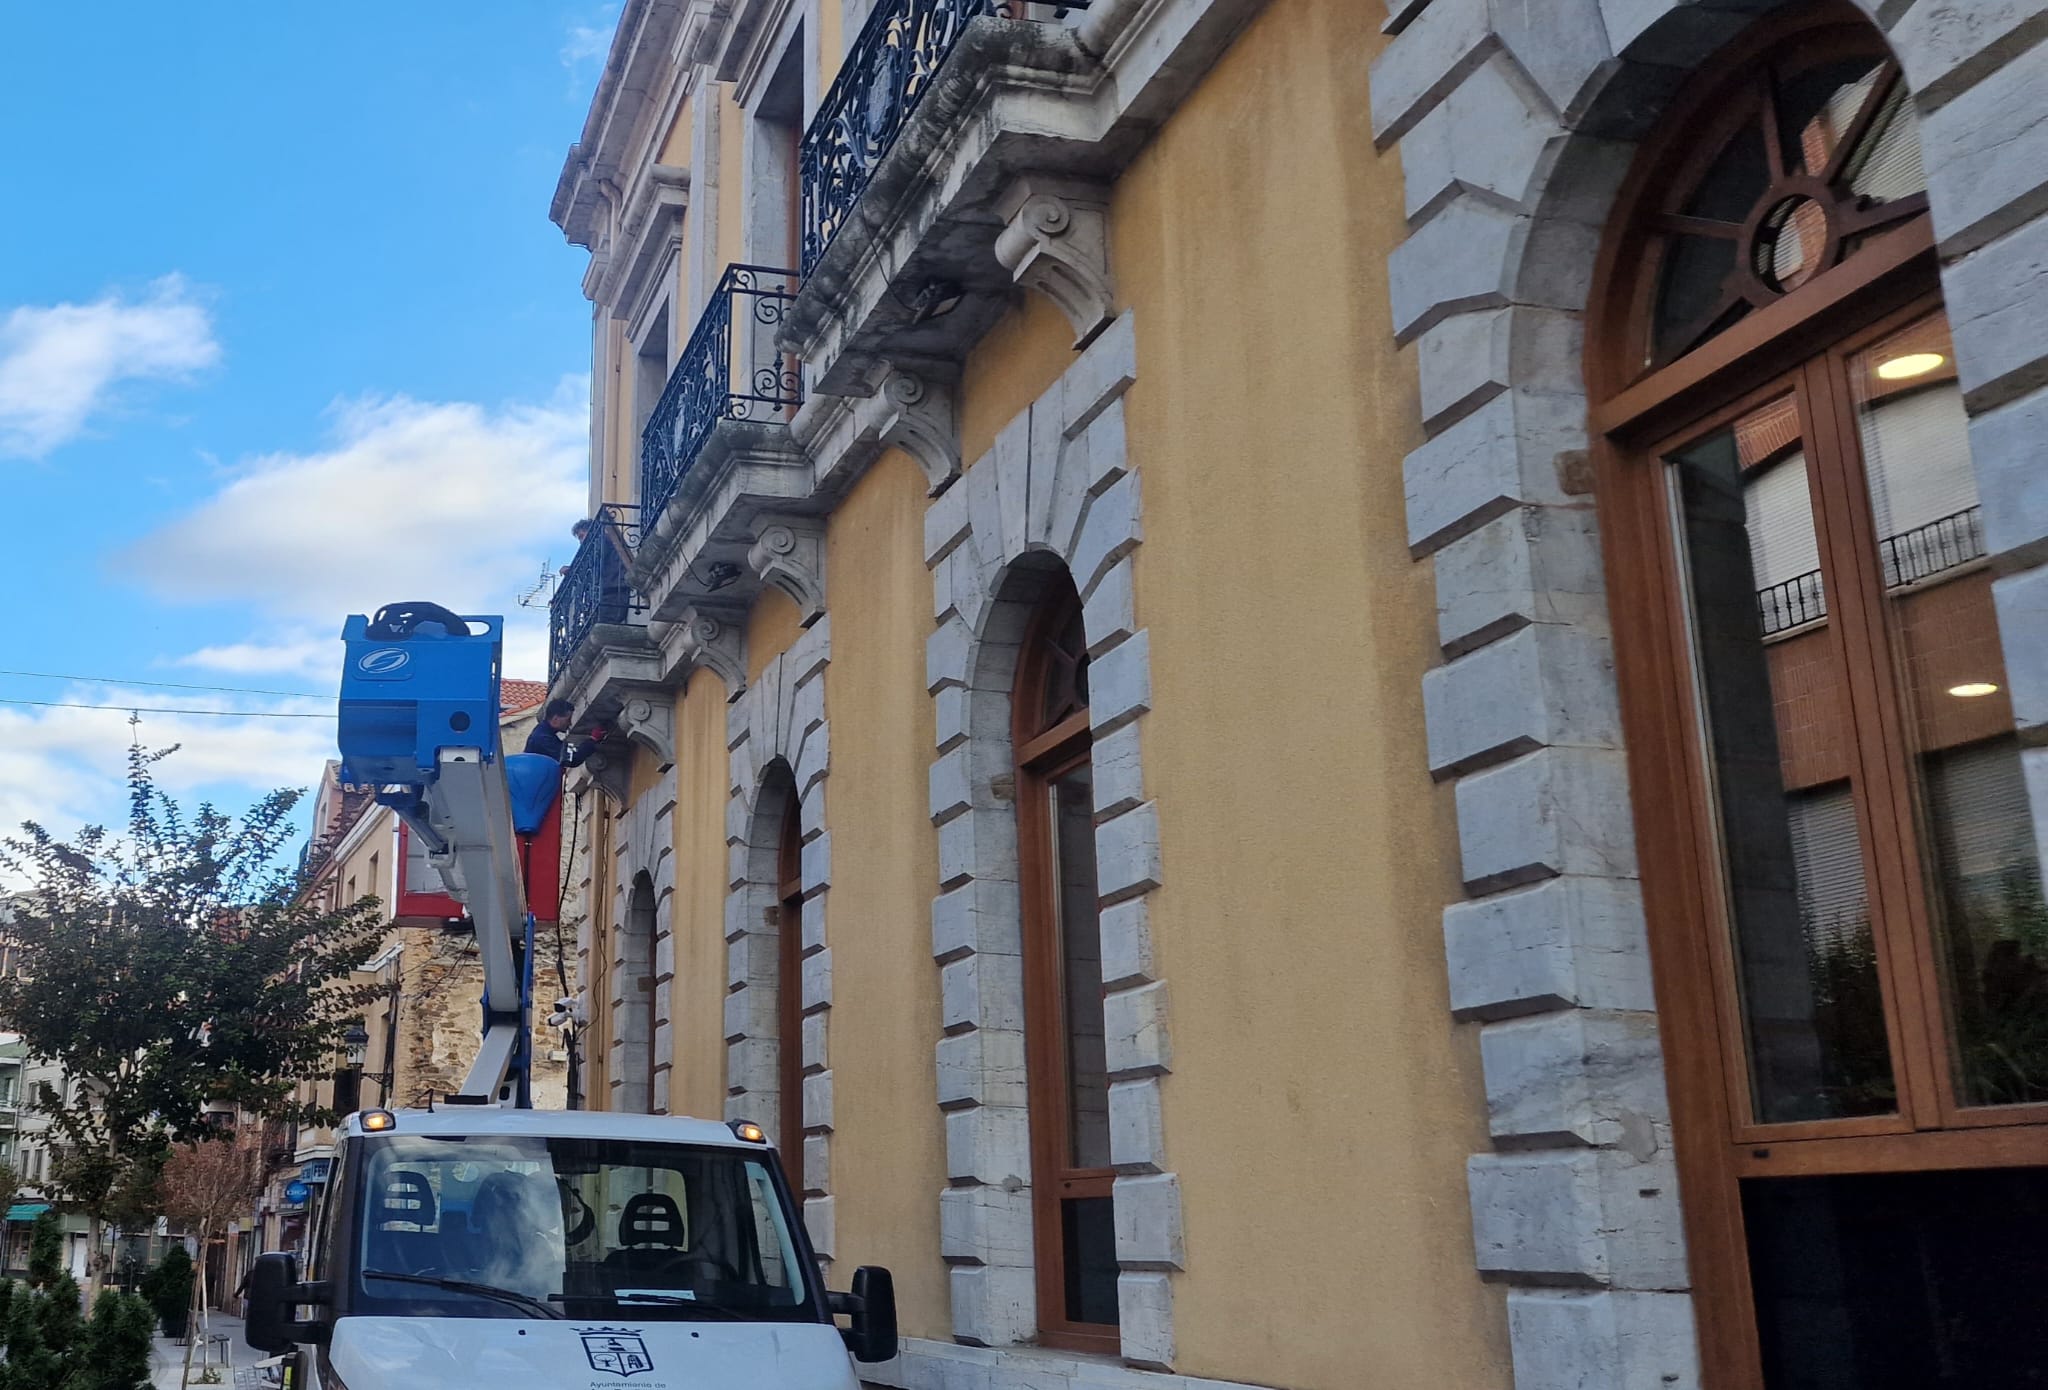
[
  {"xmin": 363, "ymin": 1270, "xmax": 563, "ymax": 1320},
  {"xmin": 550, "ymin": 1292, "xmax": 748, "ymax": 1319}
]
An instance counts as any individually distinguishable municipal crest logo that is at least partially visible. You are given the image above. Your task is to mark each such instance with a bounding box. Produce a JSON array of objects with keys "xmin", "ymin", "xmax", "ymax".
[{"xmin": 579, "ymin": 1327, "xmax": 654, "ymax": 1377}]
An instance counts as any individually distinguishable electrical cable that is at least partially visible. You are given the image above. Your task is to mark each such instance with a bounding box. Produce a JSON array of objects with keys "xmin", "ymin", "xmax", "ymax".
[
  {"xmin": 0, "ymin": 697, "xmax": 332, "ymax": 719},
  {"xmin": 0, "ymin": 668, "xmax": 327, "ymax": 699}
]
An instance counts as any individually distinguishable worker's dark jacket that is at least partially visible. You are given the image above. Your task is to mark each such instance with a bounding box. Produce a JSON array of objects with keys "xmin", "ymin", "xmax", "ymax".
[{"xmin": 525, "ymin": 722, "xmax": 591, "ymax": 768}]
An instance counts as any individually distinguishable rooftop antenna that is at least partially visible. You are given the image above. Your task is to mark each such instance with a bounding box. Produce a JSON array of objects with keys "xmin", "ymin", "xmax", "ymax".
[{"xmin": 516, "ymin": 562, "xmax": 554, "ymax": 610}]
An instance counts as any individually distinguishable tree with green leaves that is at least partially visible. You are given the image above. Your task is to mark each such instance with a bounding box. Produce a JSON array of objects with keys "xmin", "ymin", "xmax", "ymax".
[
  {"xmin": 28, "ymin": 1208, "xmax": 64, "ymax": 1289},
  {"xmin": 0, "ymin": 745, "xmax": 387, "ymax": 1297}
]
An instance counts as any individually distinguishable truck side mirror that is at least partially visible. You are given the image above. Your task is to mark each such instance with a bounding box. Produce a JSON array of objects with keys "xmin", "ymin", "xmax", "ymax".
[
  {"xmin": 245, "ymin": 1252, "xmax": 327, "ymax": 1354},
  {"xmin": 830, "ymin": 1265, "xmax": 898, "ymax": 1364}
]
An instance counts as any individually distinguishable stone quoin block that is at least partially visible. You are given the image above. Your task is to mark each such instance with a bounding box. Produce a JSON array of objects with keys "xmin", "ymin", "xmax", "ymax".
[
  {"xmin": 1992, "ymin": 563, "xmax": 2048, "ymax": 733},
  {"xmin": 1068, "ymin": 470, "xmax": 1143, "ymax": 599},
  {"xmin": 1087, "ymin": 630, "xmax": 1152, "ymax": 735},
  {"xmin": 932, "ymin": 878, "xmax": 1024, "ymax": 962},
  {"xmin": 1404, "ymin": 389, "xmax": 1587, "ymax": 555},
  {"xmin": 1109, "ymin": 1077, "xmax": 1167, "ymax": 1172},
  {"xmin": 1970, "ymin": 384, "xmax": 2048, "ymax": 560},
  {"xmin": 1082, "ymin": 556, "xmax": 1137, "ymax": 656},
  {"xmin": 1479, "ymin": 1008, "xmax": 1672, "ymax": 1149},
  {"xmin": 1399, "ymin": 51, "xmax": 1561, "ymax": 221},
  {"xmin": 1443, "ymin": 875, "xmax": 1655, "ymax": 1020},
  {"xmin": 1059, "ymin": 310, "xmax": 1137, "ymax": 439},
  {"xmin": 1090, "ymin": 721, "xmax": 1145, "ymax": 821},
  {"xmin": 1507, "ymin": 1288, "xmax": 1702, "ymax": 1390},
  {"xmin": 940, "ymin": 1183, "xmax": 1034, "ymax": 1265},
  {"xmin": 936, "ymin": 1028, "xmax": 1029, "ymax": 1110},
  {"xmin": 944, "ymin": 1103, "xmax": 1031, "ymax": 1185},
  {"xmin": 1423, "ymin": 622, "xmax": 1623, "ymax": 778},
  {"xmin": 949, "ymin": 1264, "xmax": 1037, "ymax": 1349},
  {"xmin": 1944, "ymin": 212, "xmax": 2048, "ymax": 410},
  {"xmin": 1467, "ymin": 1147, "xmax": 1688, "ymax": 1291},
  {"xmin": 1454, "ymin": 747, "xmax": 1638, "ymax": 892},
  {"xmin": 1095, "ymin": 801, "xmax": 1163, "ymax": 902},
  {"xmin": 1118, "ymin": 1271, "xmax": 1176, "ymax": 1371},
  {"xmin": 1434, "ymin": 504, "xmax": 1610, "ymax": 657},
  {"xmin": 1388, "ymin": 195, "xmax": 1523, "ymax": 343},
  {"xmin": 1920, "ymin": 33, "xmax": 2048, "ymax": 253},
  {"xmin": 1112, "ymin": 1172, "xmax": 1185, "ymax": 1270},
  {"xmin": 802, "ymin": 1069, "xmax": 835, "ymax": 1132},
  {"xmin": 1104, "ymin": 980, "xmax": 1172, "ymax": 1078},
  {"xmin": 1098, "ymin": 896, "xmax": 1157, "ymax": 990},
  {"xmin": 941, "ymin": 950, "xmax": 1027, "ymax": 1034},
  {"xmin": 1890, "ymin": 0, "xmax": 2048, "ymax": 114}
]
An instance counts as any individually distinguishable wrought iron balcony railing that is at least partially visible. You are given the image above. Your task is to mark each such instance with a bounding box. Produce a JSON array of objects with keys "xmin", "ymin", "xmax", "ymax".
[
  {"xmin": 1753, "ymin": 505, "xmax": 1984, "ymax": 637},
  {"xmin": 798, "ymin": 0, "xmax": 1087, "ymax": 277},
  {"xmin": 549, "ymin": 503, "xmax": 644, "ymax": 682},
  {"xmin": 639, "ymin": 265, "xmax": 802, "ymax": 525}
]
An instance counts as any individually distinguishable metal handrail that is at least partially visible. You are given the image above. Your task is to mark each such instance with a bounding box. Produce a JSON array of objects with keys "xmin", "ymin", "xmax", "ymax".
[
  {"xmin": 548, "ymin": 503, "xmax": 643, "ymax": 682},
  {"xmin": 1752, "ymin": 504, "xmax": 1984, "ymax": 636},
  {"xmin": 798, "ymin": 0, "xmax": 1087, "ymax": 276},
  {"xmin": 638, "ymin": 265, "xmax": 802, "ymax": 525}
]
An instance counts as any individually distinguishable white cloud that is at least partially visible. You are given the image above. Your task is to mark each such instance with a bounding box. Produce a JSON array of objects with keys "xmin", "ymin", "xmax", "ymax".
[
  {"xmin": 561, "ymin": 21, "xmax": 610, "ymax": 66},
  {"xmin": 175, "ymin": 635, "xmax": 337, "ymax": 682},
  {"xmin": 0, "ymin": 276, "xmax": 219, "ymax": 458},
  {"xmin": 121, "ymin": 385, "xmax": 587, "ymax": 649}
]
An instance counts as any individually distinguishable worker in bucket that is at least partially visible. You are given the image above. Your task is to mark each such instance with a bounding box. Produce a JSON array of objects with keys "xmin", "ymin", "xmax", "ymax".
[{"xmin": 526, "ymin": 698, "xmax": 606, "ymax": 767}]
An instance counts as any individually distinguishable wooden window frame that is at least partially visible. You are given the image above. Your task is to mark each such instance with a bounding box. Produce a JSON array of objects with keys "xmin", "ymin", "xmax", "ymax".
[
  {"xmin": 1585, "ymin": 6, "xmax": 2048, "ymax": 1385},
  {"xmin": 776, "ymin": 781, "xmax": 806, "ymax": 1171},
  {"xmin": 1013, "ymin": 585, "xmax": 1118, "ymax": 1354}
]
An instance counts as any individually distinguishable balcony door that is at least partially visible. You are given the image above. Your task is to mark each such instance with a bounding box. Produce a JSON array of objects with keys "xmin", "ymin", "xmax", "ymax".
[{"xmin": 1589, "ymin": 9, "xmax": 2048, "ymax": 1385}]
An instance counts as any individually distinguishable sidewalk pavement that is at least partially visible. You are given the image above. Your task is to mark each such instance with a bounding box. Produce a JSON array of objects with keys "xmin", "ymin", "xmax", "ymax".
[{"xmin": 150, "ymin": 1310, "xmax": 249, "ymax": 1388}]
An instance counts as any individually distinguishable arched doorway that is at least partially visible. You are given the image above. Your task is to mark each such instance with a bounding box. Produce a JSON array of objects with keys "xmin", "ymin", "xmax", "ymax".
[{"xmin": 1589, "ymin": 8, "xmax": 2047, "ymax": 1384}]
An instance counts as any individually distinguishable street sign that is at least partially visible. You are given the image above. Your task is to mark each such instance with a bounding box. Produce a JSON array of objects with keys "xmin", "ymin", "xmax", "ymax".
[{"xmin": 284, "ymin": 1180, "xmax": 312, "ymax": 1206}]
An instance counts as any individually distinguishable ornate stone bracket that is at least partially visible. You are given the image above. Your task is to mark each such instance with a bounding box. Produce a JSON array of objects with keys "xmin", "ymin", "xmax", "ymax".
[
  {"xmin": 995, "ymin": 176, "xmax": 1115, "ymax": 349},
  {"xmin": 667, "ymin": 605, "xmax": 749, "ymax": 698},
  {"xmin": 613, "ymin": 689, "xmax": 677, "ymax": 765},
  {"xmin": 853, "ymin": 366, "xmax": 960, "ymax": 495},
  {"xmin": 747, "ymin": 515, "xmax": 827, "ymax": 626},
  {"xmin": 578, "ymin": 745, "xmax": 632, "ymax": 805}
]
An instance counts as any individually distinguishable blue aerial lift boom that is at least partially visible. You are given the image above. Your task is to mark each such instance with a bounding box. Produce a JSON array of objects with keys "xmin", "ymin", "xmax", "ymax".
[{"xmin": 335, "ymin": 601, "xmax": 560, "ymax": 1107}]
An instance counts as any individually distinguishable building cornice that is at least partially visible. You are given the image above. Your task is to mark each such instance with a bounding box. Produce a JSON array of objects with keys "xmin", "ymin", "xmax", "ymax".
[{"xmin": 552, "ymin": 0, "xmax": 691, "ymax": 251}]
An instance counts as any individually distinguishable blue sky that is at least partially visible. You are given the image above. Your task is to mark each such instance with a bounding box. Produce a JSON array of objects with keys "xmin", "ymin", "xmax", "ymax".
[{"xmin": 0, "ymin": 4, "xmax": 613, "ymax": 847}]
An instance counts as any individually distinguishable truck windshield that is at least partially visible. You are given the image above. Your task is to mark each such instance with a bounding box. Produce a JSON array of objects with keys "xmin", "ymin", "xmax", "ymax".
[{"xmin": 351, "ymin": 1134, "xmax": 812, "ymax": 1322}]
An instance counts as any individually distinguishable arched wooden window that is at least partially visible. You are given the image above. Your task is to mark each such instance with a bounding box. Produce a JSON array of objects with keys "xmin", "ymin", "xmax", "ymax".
[
  {"xmin": 625, "ymin": 870, "xmax": 660, "ymax": 1114},
  {"xmin": 776, "ymin": 775, "xmax": 806, "ymax": 1168},
  {"xmin": 1013, "ymin": 574, "xmax": 1118, "ymax": 1350},
  {"xmin": 1591, "ymin": 7, "xmax": 2046, "ymax": 1385}
]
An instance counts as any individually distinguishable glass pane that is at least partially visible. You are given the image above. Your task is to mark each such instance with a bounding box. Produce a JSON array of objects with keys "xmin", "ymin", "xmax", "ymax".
[
  {"xmin": 1037, "ymin": 604, "xmax": 1091, "ymax": 732},
  {"xmin": 1849, "ymin": 312, "xmax": 2048, "ymax": 1108},
  {"xmin": 1050, "ymin": 765, "xmax": 1111, "ymax": 1168},
  {"xmin": 1670, "ymin": 398, "xmax": 1897, "ymax": 1123},
  {"xmin": 1060, "ymin": 1195, "xmax": 1118, "ymax": 1326},
  {"xmin": 1653, "ymin": 234, "xmax": 1742, "ymax": 363},
  {"xmin": 1743, "ymin": 1167, "xmax": 2048, "ymax": 1388},
  {"xmin": 1775, "ymin": 57, "xmax": 1883, "ymax": 178}
]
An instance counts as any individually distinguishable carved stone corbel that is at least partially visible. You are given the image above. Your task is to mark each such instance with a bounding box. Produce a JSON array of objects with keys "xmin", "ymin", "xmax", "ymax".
[
  {"xmin": 578, "ymin": 744, "xmax": 631, "ymax": 805},
  {"xmin": 673, "ymin": 605, "xmax": 748, "ymax": 699},
  {"xmin": 854, "ymin": 366, "xmax": 960, "ymax": 494},
  {"xmin": 747, "ymin": 516, "xmax": 827, "ymax": 626},
  {"xmin": 613, "ymin": 690, "xmax": 676, "ymax": 766},
  {"xmin": 995, "ymin": 176, "xmax": 1115, "ymax": 349}
]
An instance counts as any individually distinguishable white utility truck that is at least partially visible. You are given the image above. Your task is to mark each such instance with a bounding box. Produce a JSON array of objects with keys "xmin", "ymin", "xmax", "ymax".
[{"xmin": 243, "ymin": 604, "xmax": 896, "ymax": 1388}]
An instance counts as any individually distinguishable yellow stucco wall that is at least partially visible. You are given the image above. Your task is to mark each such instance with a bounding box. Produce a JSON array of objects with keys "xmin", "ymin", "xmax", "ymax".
[
  {"xmin": 817, "ymin": 2, "xmax": 844, "ymax": 93},
  {"xmin": 960, "ymin": 291, "xmax": 1077, "ymax": 468},
  {"xmin": 668, "ymin": 666, "xmax": 738, "ymax": 1119},
  {"xmin": 746, "ymin": 588, "xmax": 807, "ymax": 682},
  {"xmin": 1104, "ymin": 0, "xmax": 1506, "ymax": 1380},
  {"xmin": 660, "ymin": 100, "xmax": 693, "ymax": 167},
  {"xmin": 817, "ymin": 448, "xmax": 951, "ymax": 1338}
]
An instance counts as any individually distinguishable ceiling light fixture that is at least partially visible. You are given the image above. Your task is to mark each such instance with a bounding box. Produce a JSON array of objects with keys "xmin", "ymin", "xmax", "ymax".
[
  {"xmin": 1876, "ymin": 352, "xmax": 1945, "ymax": 381},
  {"xmin": 1948, "ymin": 681, "xmax": 1999, "ymax": 698}
]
